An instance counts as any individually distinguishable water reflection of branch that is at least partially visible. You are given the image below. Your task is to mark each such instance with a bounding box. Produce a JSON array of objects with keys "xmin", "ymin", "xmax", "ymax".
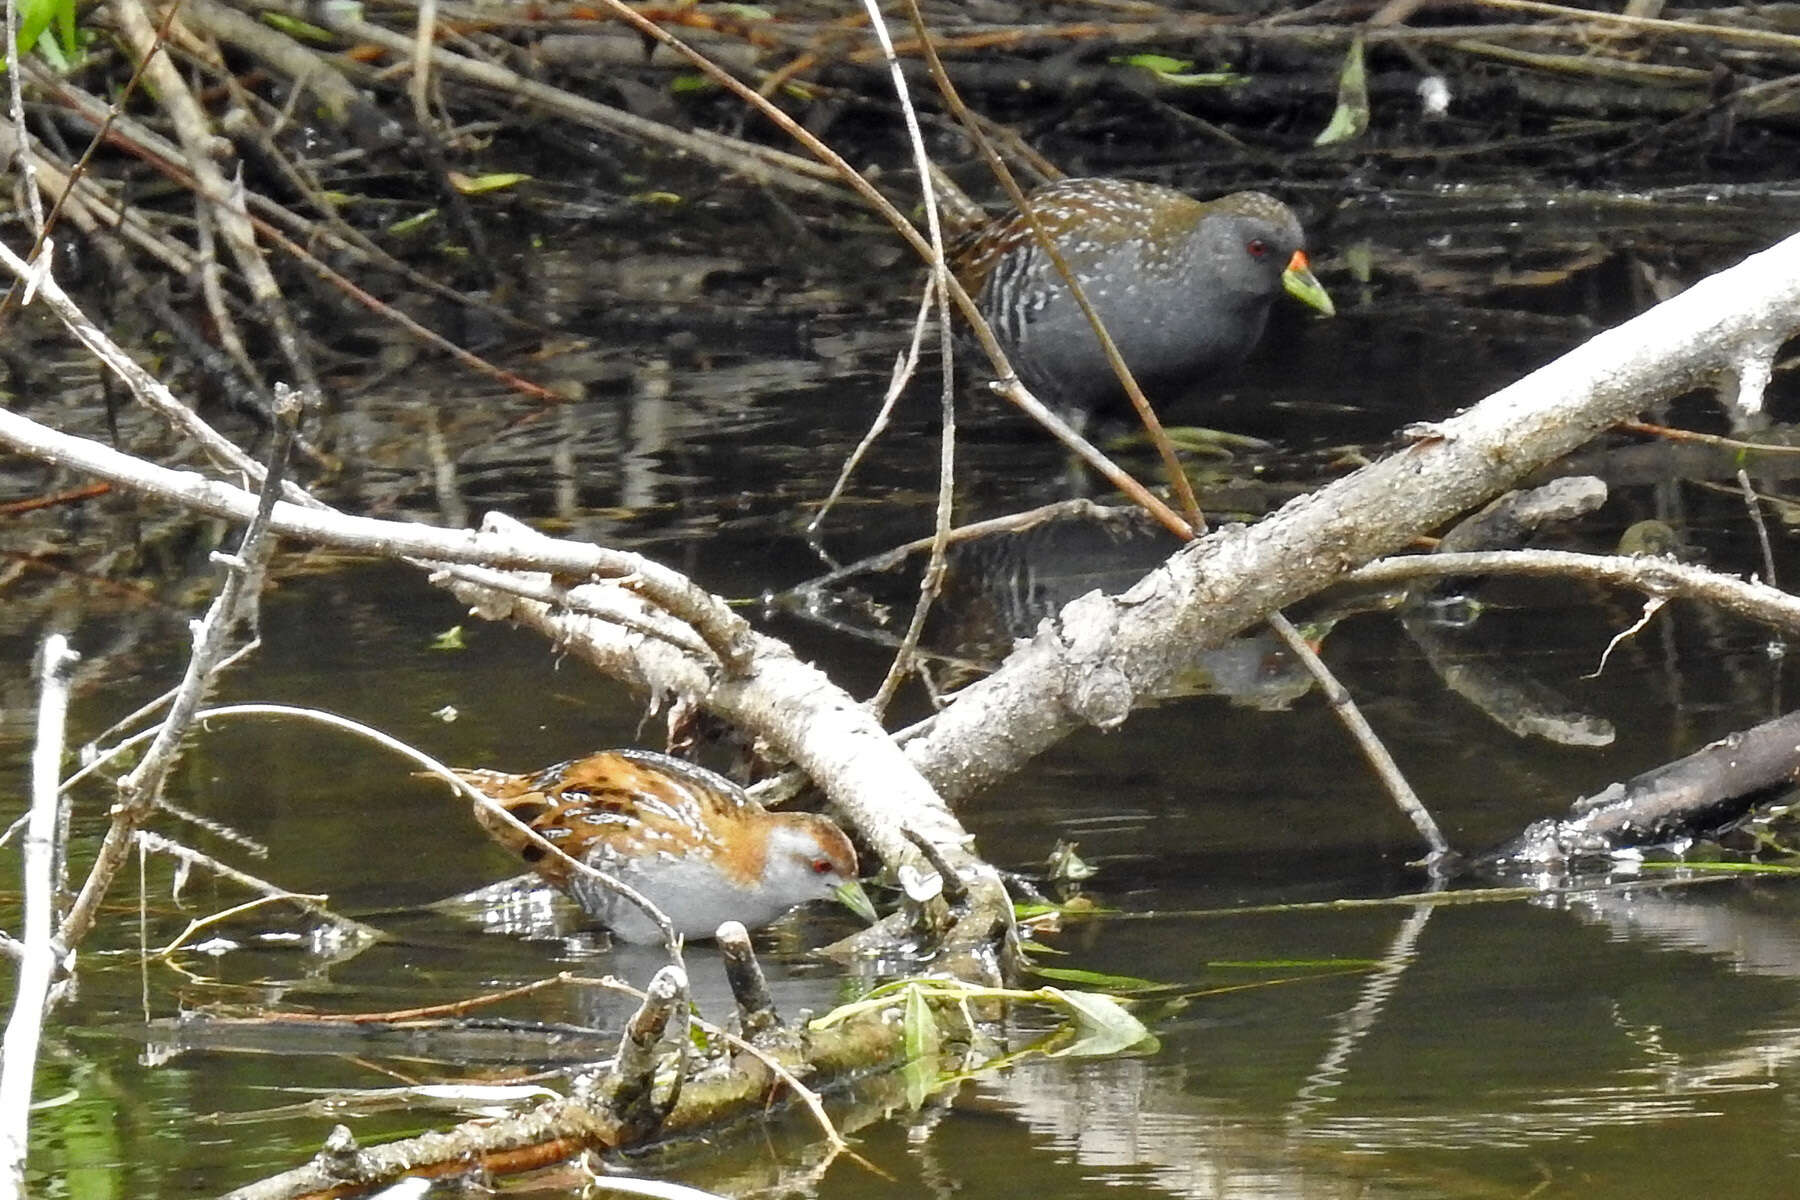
[
  {"xmin": 1396, "ymin": 478, "xmax": 1618, "ymax": 747},
  {"xmin": 1288, "ymin": 902, "xmax": 1436, "ymax": 1127}
]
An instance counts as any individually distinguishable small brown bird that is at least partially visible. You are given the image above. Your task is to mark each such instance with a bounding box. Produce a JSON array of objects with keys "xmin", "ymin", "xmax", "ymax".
[
  {"xmin": 454, "ymin": 749, "xmax": 873, "ymax": 944},
  {"xmin": 952, "ymin": 177, "xmax": 1334, "ymax": 422}
]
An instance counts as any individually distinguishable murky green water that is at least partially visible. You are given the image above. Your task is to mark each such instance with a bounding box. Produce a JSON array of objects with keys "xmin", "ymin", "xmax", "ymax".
[{"xmin": 8, "ymin": 189, "xmax": 1800, "ymax": 1197}]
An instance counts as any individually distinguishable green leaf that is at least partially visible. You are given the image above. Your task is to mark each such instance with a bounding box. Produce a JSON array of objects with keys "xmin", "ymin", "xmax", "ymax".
[
  {"xmin": 51, "ymin": 0, "xmax": 77, "ymax": 57},
  {"xmin": 1044, "ymin": 988, "xmax": 1153, "ymax": 1058},
  {"xmin": 903, "ymin": 983, "xmax": 940, "ymax": 1062},
  {"xmin": 1113, "ymin": 53, "xmax": 1193, "ymax": 73},
  {"xmin": 1642, "ymin": 859, "xmax": 1800, "ymax": 875},
  {"xmin": 1313, "ymin": 35, "xmax": 1369, "ymax": 146},
  {"xmin": 1110, "ymin": 53, "xmax": 1243, "ymax": 86},
  {"xmin": 1015, "ymin": 939, "xmax": 1067, "ymax": 956},
  {"xmin": 387, "ymin": 208, "xmax": 439, "ymax": 236},
  {"xmin": 670, "ymin": 72, "xmax": 714, "ymax": 94},
  {"xmin": 10, "ymin": 0, "xmax": 76, "ymax": 62},
  {"xmin": 1154, "ymin": 70, "xmax": 1249, "ymax": 88},
  {"xmin": 1207, "ymin": 958, "xmax": 1385, "ymax": 969},
  {"xmin": 901, "ymin": 984, "xmax": 943, "ymax": 1109},
  {"xmin": 448, "ymin": 171, "xmax": 531, "ymax": 196},
  {"xmin": 1014, "ymin": 898, "xmax": 1112, "ymax": 919},
  {"xmin": 258, "ymin": 11, "xmax": 335, "ymax": 41},
  {"xmin": 1031, "ymin": 965, "xmax": 1168, "ymax": 992},
  {"xmin": 429, "ymin": 625, "xmax": 466, "ymax": 651}
]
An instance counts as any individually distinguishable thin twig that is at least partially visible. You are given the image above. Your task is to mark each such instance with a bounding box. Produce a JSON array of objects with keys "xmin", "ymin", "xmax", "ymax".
[
  {"xmin": 410, "ymin": 0, "xmax": 438, "ymax": 130},
  {"xmin": 132, "ymin": 830, "xmax": 381, "ymax": 950},
  {"xmin": 1472, "ymin": 0, "xmax": 1800, "ymax": 56},
  {"xmin": 1737, "ymin": 467, "xmax": 1780, "ymax": 592},
  {"xmin": 792, "ymin": 499, "xmax": 1119, "ymax": 594},
  {"xmin": 863, "ymin": 0, "xmax": 954, "ymax": 718},
  {"xmin": 1264, "ymin": 611, "xmax": 1451, "ymax": 865},
  {"xmin": 4, "ymin": 0, "xmax": 46, "ymax": 241},
  {"xmin": 59, "ymin": 395, "xmax": 298, "ymax": 949},
  {"xmin": 806, "ymin": 282, "xmax": 936, "ymax": 540},
  {"xmin": 261, "ymin": 975, "xmax": 568, "ymax": 1024}
]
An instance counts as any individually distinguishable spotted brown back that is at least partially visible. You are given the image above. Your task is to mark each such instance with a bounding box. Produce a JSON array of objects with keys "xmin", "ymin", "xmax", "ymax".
[{"xmin": 457, "ymin": 749, "xmax": 764, "ymax": 887}]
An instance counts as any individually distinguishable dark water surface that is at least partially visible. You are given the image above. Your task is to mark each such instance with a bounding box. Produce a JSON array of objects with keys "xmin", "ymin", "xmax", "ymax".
[{"xmin": 8, "ymin": 188, "xmax": 1800, "ymax": 1197}]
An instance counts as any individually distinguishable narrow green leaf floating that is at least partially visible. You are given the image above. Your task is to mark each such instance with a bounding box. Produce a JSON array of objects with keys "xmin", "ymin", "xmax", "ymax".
[
  {"xmin": 1013, "ymin": 899, "xmax": 1115, "ymax": 918},
  {"xmin": 429, "ymin": 625, "xmax": 466, "ymax": 651},
  {"xmin": 1642, "ymin": 860, "xmax": 1800, "ymax": 875},
  {"xmin": 1031, "ymin": 965, "xmax": 1168, "ymax": 991},
  {"xmin": 1313, "ymin": 34, "xmax": 1369, "ymax": 146},
  {"xmin": 1015, "ymin": 939, "xmax": 1068, "ymax": 956},
  {"xmin": 1207, "ymin": 958, "xmax": 1385, "ymax": 969}
]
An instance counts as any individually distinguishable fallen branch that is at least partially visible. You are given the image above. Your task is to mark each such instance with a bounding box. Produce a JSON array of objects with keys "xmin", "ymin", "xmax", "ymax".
[
  {"xmin": 902, "ymin": 230, "xmax": 1800, "ymax": 802},
  {"xmin": 1481, "ymin": 708, "xmax": 1800, "ymax": 866}
]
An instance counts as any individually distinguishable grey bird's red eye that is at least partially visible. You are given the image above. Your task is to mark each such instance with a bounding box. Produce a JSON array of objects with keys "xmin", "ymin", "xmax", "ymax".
[
  {"xmin": 1246, "ymin": 238, "xmax": 1269, "ymax": 259},
  {"xmin": 811, "ymin": 857, "xmax": 835, "ymax": 875}
]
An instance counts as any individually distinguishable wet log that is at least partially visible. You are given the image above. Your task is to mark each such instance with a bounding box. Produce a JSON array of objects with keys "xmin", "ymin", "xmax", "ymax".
[{"xmin": 1481, "ymin": 708, "xmax": 1800, "ymax": 866}]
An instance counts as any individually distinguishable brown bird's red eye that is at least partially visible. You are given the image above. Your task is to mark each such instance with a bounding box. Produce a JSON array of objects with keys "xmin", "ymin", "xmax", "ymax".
[
  {"xmin": 811, "ymin": 857, "xmax": 836, "ymax": 875},
  {"xmin": 1246, "ymin": 238, "xmax": 1269, "ymax": 259}
]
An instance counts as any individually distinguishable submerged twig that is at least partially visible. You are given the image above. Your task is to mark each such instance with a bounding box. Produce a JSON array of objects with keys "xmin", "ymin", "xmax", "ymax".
[
  {"xmin": 132, "ymin": 830, "xmax": 382, "ymax": 951},
  {"xmin": 1265, "ymin": 611, "xmax": 1451, "ymax": 865}
]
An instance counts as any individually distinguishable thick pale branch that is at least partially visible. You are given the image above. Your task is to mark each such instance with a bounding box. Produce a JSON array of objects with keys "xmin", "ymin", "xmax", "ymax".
[
  {"xmin": 0, "ymin": 408, "xmax": 1002, "ymax": 938},
  {"xmin": 903, "ymin": 231, "xmax": 1800, "ymax": 801},
  {"xmin": 0, "ymin": 406, "xmax": 753, "ymax": 665}
]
